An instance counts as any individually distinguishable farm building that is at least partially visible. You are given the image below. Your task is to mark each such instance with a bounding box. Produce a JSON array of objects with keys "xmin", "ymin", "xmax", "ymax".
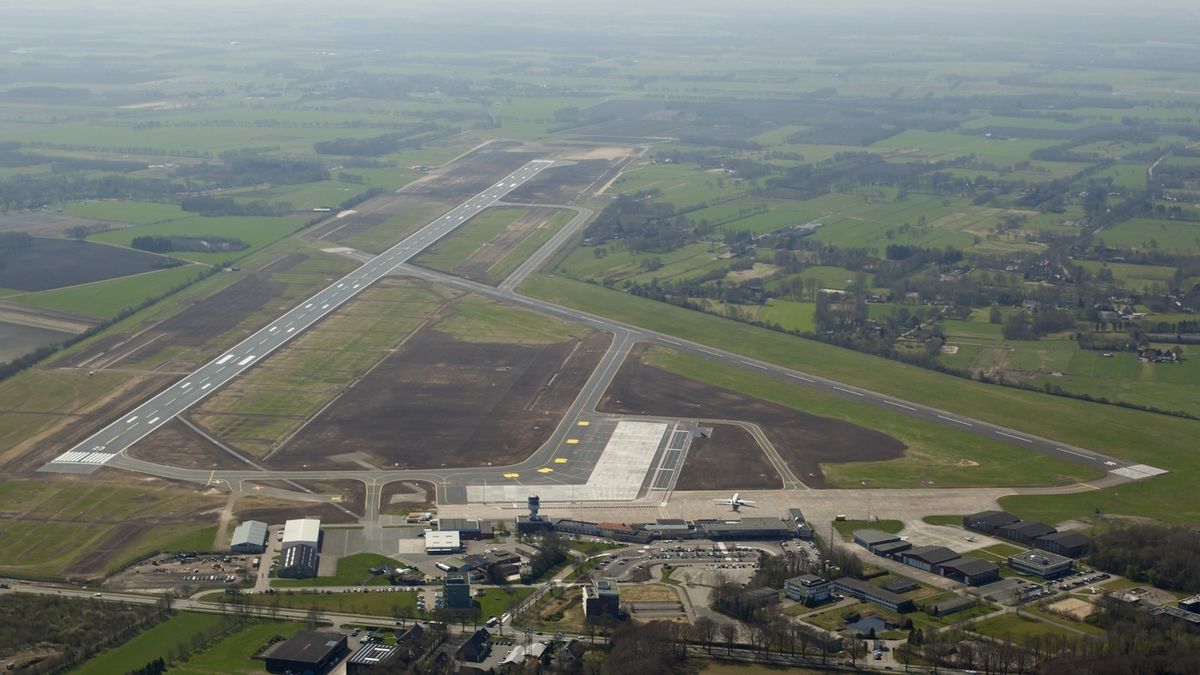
[
  {"xmin": 281, "ymin": 518, "xmax": 321, "ymax": 549},
  {"xmin": 229, "ymin": 520, "xmax": 268, "ymax": 554},
  {"xmin": 263, "ymin": 630, "xmax": 347, "ymax": 674}
]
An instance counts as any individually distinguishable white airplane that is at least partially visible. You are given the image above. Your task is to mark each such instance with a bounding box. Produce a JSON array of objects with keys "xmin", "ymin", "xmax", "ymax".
[{"xmin": 714, "ymin": 493, "xmax": 756, "ymax": 511}]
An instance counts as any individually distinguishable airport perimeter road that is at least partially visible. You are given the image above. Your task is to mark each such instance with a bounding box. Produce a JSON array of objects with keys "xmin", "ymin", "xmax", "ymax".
[{"xmin": 40, "ymin": 159, "xmax": 556, "ymax": 474}]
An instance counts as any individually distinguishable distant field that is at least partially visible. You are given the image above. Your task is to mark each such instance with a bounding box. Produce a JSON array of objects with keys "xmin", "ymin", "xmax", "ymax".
[
  {"xmin": 10, "ymin": 264, "xmax": 207, "ymax": 318},
  {"xmin": 89, "ymin": 214, "xmax": 307, "ymax": 265},
  {"xmin": 71, "ymin": 613, "xmax": 228, "ymax": 675},
  {"xmin": 0, "ymin": 237, "xmax": 173, "ymax": 291}
]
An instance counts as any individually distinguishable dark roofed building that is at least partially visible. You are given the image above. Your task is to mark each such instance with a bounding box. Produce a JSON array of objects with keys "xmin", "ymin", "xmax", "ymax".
[
  {"xmin": 939, "ymin": 557, "xmax": 1000, "ymax": 586},
  {"xmin": 927, "ymin": 596, "xmax": 975, "ymax": 617},
  {"xmin": 455, "ymin": 628, "xmax": 492, "ymax": 663},
  {"xmin": 277, "ymin": 543, "xmax": 318, "ymax": 579},
  {"xmin": 900, "ymin": 546, "xmax": 959, "ymax": 573},
  {"xmin": 702, "ymin": 517, "xmax": 795, "ymax": 540},
  {"xmin": 832, "ymin": 577, "xmax": 914, "ymax": 613},
  {"xmin": 963, "ymin": 510, "xmax": 1020, "ymax": 534},
  {"xmin": 881, "ymin": 577, "xmax": 920, "ymax": 594},
  {"xmin": 854, "ymin": 529, "xmax": 901, "ymax": 553},
  {"xmin": 742, "ymin": 587, "xmax": 781, "ymax": 608},
  {"xmin": 439, "ymin": 518, "xmax": 485, "ymax": 539},
  {"xmin": 871, "ymin": 540, "xmax": 913, "ymax": 558},
  {"xmin": 347, "ymin": 643, "xmax": 401, "ymax": 673},
  {"xmin": 264, "ymin": 631, "xmax": 348, "ymax": 674},
  {"xmin": 1000, "ymin": 521, "xmax": 1057, "ymax": 545},
  {"xmin": 1035, "ymin": 531, "xmax": 1089, "ymax": 558}
]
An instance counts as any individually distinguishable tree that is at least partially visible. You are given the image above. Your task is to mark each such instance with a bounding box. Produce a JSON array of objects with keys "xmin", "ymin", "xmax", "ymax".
[
  {"xmin": 66, "ymin": 225, "xmax": 90, "ymax": 241},
  {"xmin": 720, "ymin": 622, "xmax": 738, "ymax": 655},
  {"xmin": 847, "ymin": 638, "xmax": 866, "ymax": 668},
  {"xmin": 692, "ymin": 616, "xmax": 717, "ymax": 652},
  {"xmin": 989, "ymin": 303, "xmax": 1002, "ymax": 324}
]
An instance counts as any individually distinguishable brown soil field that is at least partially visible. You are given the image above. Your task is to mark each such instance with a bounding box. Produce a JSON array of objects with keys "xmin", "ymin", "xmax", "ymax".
[
  {"xmin": 405, "ymin": 143, "xmax": 541, "ymax": 201},
  {"xmin": 234, "ymin": 497, "xmax": 358, "ymax": 525},
  {"xmin": 66, "ymin": 521, "xmax": 151, "ymax": 577},
  {"xmin": 310, "ymin": 193, "xmax": 452, "ymax": 250},
  {"xmin": 292, "ymin": 480, "xmax": 367, "ymax": 517},
  {"xmin": 0, "ymin": 237, "xmax": 170, "ymax": 292},
  {"xmin": 675, "ymin": 423, "xmax": 782, "ymax": 491},
  {"xmin": 598, "ymin": 347, "xmax": 905, "ymax": 487},
  {"xmin": 452, "ymin": 206, "xmax": 565, "ymax": 285},
  {"xmin": 276, "ymin": 328, "xmax": 610, "ymax": 469},
  {"xmin": 54, "ymin": 252, "xmax": 308, "ymax": 369},
  {"xmin": 126, "ymin": 418, "xmax": 250, "ymax": 470},
  {"xmin": 506, "ymin": 157, "xmax": 624, "ymax": 204},
  {"xmin": 380, "ymin": 480, "xmax": 436, "ymax": 514}
]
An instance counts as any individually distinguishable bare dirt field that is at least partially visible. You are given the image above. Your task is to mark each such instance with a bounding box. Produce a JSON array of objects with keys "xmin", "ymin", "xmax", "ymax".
[
  {"xmin": 0, "ymin": 211, "xmax": 104, "ymax": 237},
  {"xmin": 233, "ymin": 496, "xmax": 358, "ymax": 525},
  {"xmin": 0, "ymin": 237, "xmax": 171, "ymax": 291},
  {"xmin": 405, "ymin": 143, "xmax": 541, "ymax": 201},
  {"xmin": 126, "ymin": 418, "xmax": 249, "ymax": 470},
  {"xmin": 507, "ymin": 157, "xmax": 625, "ymax": 204},
  {"xmin": 1046, "ymin": 597, "xmax": 1097, "ymax": 620},
  {"xmin": 380, "ymin": 480, "xmax": 437, "ymax": 515},
  {"xmin": 292, "ymin": 480, "xmax": 367, "ymax": 517},
  {"xmin": 452, "ymin": 207, "xmax": 566, "ymax": 284},
  {"xmin": 276, "ymin": 328, "xmax": 610, "ymax": 470},
  {"xmin": 675, "ymin": 423, "xmax": 782, "ymax": 491},
  {"xmin": 0, "ymin": 320, "xmax": 74, "ymax": 363},
  {"xmin": 598, "ymin": 346, "xmax": 906, "ymax": 487}
]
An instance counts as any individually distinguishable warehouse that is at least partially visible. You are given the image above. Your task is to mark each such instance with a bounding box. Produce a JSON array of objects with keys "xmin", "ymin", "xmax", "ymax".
[
  {"xmin": 962, "ymin": 510, "xmax": 1020, "ymax": 535},
  {"xmin": 264, "ymin": 630, "xmax": 347, "ymax": 673},
  {"xmin": 938, "ymin": 557, "xmax": 1001, "ymax": 586},
  {"xmin": 281, "ymin": 518, "xmax": 321, "ymax": 549},
  {"xmin": 872, "ymin": 540, "xmax": 913, "ymax": 558},
  {"xmin": 426, "ymin": 530, "xmax": 462, "ymax": 555},
  {"xmin": 438, "ymin": 518, "xmax": 485, "ymax": 540},
  {"xmin": 229, "ymin": 520, "xmax": 268, "ymax": 554},
  {"xmin": 900, "ymin": 546, "xmax": 959, "ymax": 573},
  {"xmin": 1034, "ymin": 531, "xmax": 1090, "ymax": 558},
  {"xmin": 853, "ymin": 529, "xmax": 901, "ymax": 553},
  {"xmin": 998, "ymin": 521, "xmax": 1056, "ymax": 546},
  {"xmin": 278, "ymin": 544, "xmax": 319, "ymax": 579}
]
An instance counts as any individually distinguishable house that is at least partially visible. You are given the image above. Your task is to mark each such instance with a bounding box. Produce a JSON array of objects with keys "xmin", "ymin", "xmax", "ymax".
[
  {"xmin": 1034, "ymin": 531, "xmax": 1089, "ymax": 558},
  {"xmin": 998, "ymin": 521, "xmax": 1056, "ymax": 546},
  {"xmin": 785, "ymin": 574, "xmax": 831, "ymax": 604},
  {"xmin": 854, "ymin": 529, "xmax": 901, "ymax": 553},
  {"xmin": 456, "ymin": 628, "xmax": 492, "ymax": 663},
  {"xmin": 263, "ymin": 631, "xmax": 347, "ymax": 674},
  {"xmin": 900, "ymin": 546, "xmax": 959, "ymax": 573},
  {"xmin": 963, "ymin": 510, "xmax": 1020, "ymax": 535},
  {"xmin": 1007, "ymin": 550, "xmax": 1074, "ymax": 579},
  {"xmin": 832, "ymin": 577, "xmax": 915, "ymax": 613},
  {"xmin": 938, "ymin": 557, "xmax": 1001, "ymax": 586}
]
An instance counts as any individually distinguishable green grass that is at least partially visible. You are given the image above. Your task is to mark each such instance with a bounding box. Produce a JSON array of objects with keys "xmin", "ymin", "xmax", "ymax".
[
  {"xmin": 275, "ymin": 553, "xmax": 399, "ymax": 588},
  {"xmin": 170, "ymin": 620, "xmax": 306, "ymax": 675},
  {"xmin": 922, "ymin": 515, "xmax": 965, "ymax": 526},
  {"xmin": 10, "ymin": 264, "xmax": 206, "ymax": 319},
  {"xmin": 65, "ymin": 201, "xmax": 191, "ymax": 225},
  {"xmin": 476, "ymin": 587, "xmax": 536, "ymax": 618},
  {"xmin": 970, "ymin": 612, "xmax": 1081, "ymax": 644},
  {"xmin": 245, "ymin": 590, "xmax": 419, "ymax": 617},
  {"xmin": 486, "ymin": 209, "xmax": 574, "ymax": 282},
  {"xmin": 413, "ymin": 206, "xmax": 529, "ymax": 272},
  {"xmin": 90, "ymin": 214, "xmax": 307, "ymax": 265},
  {"xmin": 71, "ymin": 612, "xmax": 228, "ymax": 675},
  {"xmin": 639, "ymin": 347, "xmax": 1099, "ymax": 489},
  {"xmin": 1097, "ymin": 217, "xmax": 1200, "ymax": 253},
  {"xmin": 522, "ymin": 274, "xmax": 1200, "ymax": 523},
  {"xmin": 834, "ymin": 520, "xmax": 904, "ymax": 538},
  {"xmin": 434, "ymin": 294, "xmax": 586, "ymax": 345}
]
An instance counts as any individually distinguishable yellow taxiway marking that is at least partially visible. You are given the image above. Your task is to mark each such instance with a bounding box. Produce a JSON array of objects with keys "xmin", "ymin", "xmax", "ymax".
[
  {"xmin": 503, "ymin": 472, "xmax": 520, "ymax": 479},
  {"xmin": 537, "ymin": 467, "xmax": 553, "ymax": 474},
  {"xmin": 577, "ymin": 420, "xmax": 590, "ymax": 427},
  {"xmin": 566, "ymin": 438, "xmax": 579, "ymax": 445},
  {"xmin": 554, "ymin": 458, "xmax": 568, "ymax": 464},
  {"xmin": 331, "ymin": 495, "xmax": 342, "ymax": 502}
]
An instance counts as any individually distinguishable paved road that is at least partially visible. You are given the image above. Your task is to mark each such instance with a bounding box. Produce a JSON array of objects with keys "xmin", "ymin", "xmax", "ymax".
[{"xmin": 41, "ymin": 160, "xmax": 556, "ymax": 474}]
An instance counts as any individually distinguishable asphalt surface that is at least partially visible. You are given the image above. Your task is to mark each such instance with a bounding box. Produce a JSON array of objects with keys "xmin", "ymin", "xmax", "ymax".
[{"xmin": 41, "ymin": 160, "xmax": 555, "ymax": 474}]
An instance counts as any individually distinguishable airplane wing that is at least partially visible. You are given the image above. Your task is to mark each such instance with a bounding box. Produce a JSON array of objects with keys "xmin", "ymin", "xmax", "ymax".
[
  {"xmin": 741, "ymin": 499, "xmax": 756, "ymax": 505},
  {"xmin": 713, "ymin": 498, "xmax": 731, "ymax": 503}
]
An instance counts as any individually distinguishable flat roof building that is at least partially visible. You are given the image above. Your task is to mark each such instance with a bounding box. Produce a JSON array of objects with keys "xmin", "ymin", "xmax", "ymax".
[
  {"xmin": 832, "ymin": 577, "xmax": 914, "ymax": 613},
  {"xmin": 264, "ymin": 630, "xmax": 347, "ymax": 674},
  {"xmin": 282, "ymin": 518, "xmax": 321, "ymax": 549},
  {"xmin": 439, "ymin": 518, "xmax": 485, "ymax": 539},
  {"xmin": 426, "ymin": 530, "xmax": 462, "ymax": 555},
  {"xmin": 881, "ymin": 577, "xmax": 920, "ymax": 594},
  {"xmin": 939, "ymin": 557, "xmax": 1001, "ymax": 586},
  {"xmin": 1007, "ymin": 550, "xmax": 1074, "ymax": 579},
  {"xmin": 927, "ymin": 596, "xmax": 975, "ymax": 617},
  {"xmin": 854, "ymin": 529, "xmax": 901, "ymax": 553},
  {"xmin": 230, "ymin": 520, "xmax": 268, "ymax": 554},
  {"xmin": 702, "ymin": 517, "xmax": 795, "ymax": 540},
  {"xmin": 785, "ymin": 574, "xmax": 831, "ymax": 604},
  {"xmin": 584, "ymin": 579, "xmax": 621, "ymax": 617},
  {"xmin": 1179, "ymin": 595, "xmax": 1200, "ymax": 615}
]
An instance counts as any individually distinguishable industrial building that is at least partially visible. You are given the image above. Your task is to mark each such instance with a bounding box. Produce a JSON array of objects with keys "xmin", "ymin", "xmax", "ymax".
[
  {"xmin": 962, "ymin": 510, "xmax": 1020, "ymax": 535},
  {"xmin": 784, "ymin": 574, "xmax": 831, "ymax": 604},
  {"xmin": 425, "ymin": 530, "xmax": 462, "ymax": 555},
  {"xmin": 1034, "ymin": 531, "xmax": 1090, "ymax": 558},
  {"xmin": 277, "ymin": 544, "xmax": 319, "ymax": 579},
  {"xmin": 263, "ymin": 630, "xmax": 347, "ymax": 674},
  {"xmin": 853, "ymin": 529, "xmax": 902, "ymax": 553},
  {"xmin": 963, "ymin": 510, "xmax": 1090, "ymax": 556},
  {"xmin": 832, "ymin": 577, "xmax": 915, "ymax": 613},
  {"xmin": 444, "ymin": 573, "xmax": 473, "ymax": 611},
  {"xmin": 900, "ymin": 546, "xmax": 960, "ymax": 573},
  {"xmin": 229, "ymin": 520, "xmax": 268, "ymax": 554},
  {"xmin": 999, "ymin": 521, "xmax": 1056, "ymax": 546},
  {"xmin": 1007, "ymin": 550, "xmax": 1074, "ymax": 579},
  {"xmin": 938, "ymin": 557, "xmax": 1001, "ymax": 586},
  {"xmin": 583, "ymin": 579, "xmax": 622, "ymax": 617},
  {"xmin": 881, "ymin": 577, "xmax": 919, "ymax": 594},
  {"xmin": 281, "ymin": 518, "xmax": 321, "ymax": 549},
  {"xmin": 872, "ymin": 540, "xmax": 913, "ymax": 558},
  {"xmin": 347, "ymin": 643, "xmax": 401, "ymax": 673},
  {"xmin": 438, "ymin": 518, "xmax": 485, "ymax": 540},
  {"xmin": 1180, "ymin": 595, "xmax": 1200, "ymax": 615}
]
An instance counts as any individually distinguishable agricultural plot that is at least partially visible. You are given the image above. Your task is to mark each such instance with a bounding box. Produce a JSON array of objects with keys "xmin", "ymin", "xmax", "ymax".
[
  {"xmin": 0, "ymin": 237, "xmax": 173, "ymax": 291},
  {"xmin": 1097, "ymin": 217, "xmax": 1200, "ymax": 253},
  {"xmin": 89, "ymin": 213, "xmax": 307, "ymax": 265},
  {"xmin": 414, "ymin": 206, "xmax": 571, "ymax": 285},
  {"xmin": 10, "ymin": 264, "xmax": 206, "ymax": 319},
  {"xmin": 873, "ymin": 130, "xmax": 1061, "ymax": 164}
]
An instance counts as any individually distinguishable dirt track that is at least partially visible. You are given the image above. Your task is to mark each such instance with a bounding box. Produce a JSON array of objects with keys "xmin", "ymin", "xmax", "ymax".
[
  {"xmin": 598, "ymin": 346, "xmax": 906, "ymax": 487},
  {"xmin": 275, "ymin": 328, "xmax": 611, "ymax": 469}
]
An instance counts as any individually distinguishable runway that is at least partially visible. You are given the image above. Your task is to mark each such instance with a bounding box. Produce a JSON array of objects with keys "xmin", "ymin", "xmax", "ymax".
[{"xmin": 40, "ymin": 159, "xmax": 556, "ymax": 473}]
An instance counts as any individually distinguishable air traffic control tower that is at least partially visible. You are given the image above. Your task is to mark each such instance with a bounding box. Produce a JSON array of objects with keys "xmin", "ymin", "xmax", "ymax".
[{"xmin": 516, "ymin": 494, "xmax": 552, "ymax": 534}]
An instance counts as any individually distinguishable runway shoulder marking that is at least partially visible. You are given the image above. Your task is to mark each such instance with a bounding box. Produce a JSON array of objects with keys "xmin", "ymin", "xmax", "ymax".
[
  {"xmin": 995, "ymin": 430, "xmax": 1031, "ymax": 443},
  {"xmin": 833, "ymin": 386, "xmax": 864, "ymax": 397},
  {"xmin": 937, "ymin": 414, "xmax": 972, "ymax": 427},
  {"xmin": 884, "ymin": 400, "xmax": 917, "ymax": 411}
]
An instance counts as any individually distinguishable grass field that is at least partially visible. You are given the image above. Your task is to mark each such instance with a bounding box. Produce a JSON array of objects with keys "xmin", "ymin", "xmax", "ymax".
[
  {"xmin": 274, "ymin": 553, "xmax": 399, "ymax": 588},
  {"xmin": 485, "ymin": 208, "xmax": 574, "ymax": 282},
  {"xmin": 476, "ymin": 587, "xmax": 536, "ymax": 618},
  {"xmin": 169, "ymin": 620, "xmax": 306, "ymax": 675},
  {"xmin": 969, "ymin": 612, "xmax": 1080, "ymax": 644},
  {"xmin": 10, "ymin": 264, "xmax": 207, "ymax": 318},
  {"xmin": 89, "ymin": 214, "xmax": 308, "ymax": 265},
  {"xmin": 246, "ymin": 589, "xmax": 419, "ymax": 617},
  {"xmin": 434, "ymin": 294, "xmax": 586, "ymax": 345},
  {"xmin": 71, "ymin": 612, "xmax": 228, "ymax": 675},
  {"xmin": 523, "ymin": 274, "xmax": 1200, "ymax": 522},
  {"xmin": 834, "ymin": 519, "xmax": 904, "ymax": 538},
  {"xmin": 414, "ymin": 206, "xmax": 531, "ymax": 272}
]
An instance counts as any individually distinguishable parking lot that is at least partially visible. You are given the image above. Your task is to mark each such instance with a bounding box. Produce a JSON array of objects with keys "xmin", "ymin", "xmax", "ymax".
[{"xmin": 105, "ymin": 552, "xmax": 256, "ymax": 591}]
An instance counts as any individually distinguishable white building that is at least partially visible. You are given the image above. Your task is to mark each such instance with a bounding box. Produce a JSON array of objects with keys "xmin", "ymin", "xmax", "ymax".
[
  {"xmin": 282, "ymin": 518, "xmax": 321, "ymax": 549},
  {"xmin": 425, "ymin": 530, "xmax": 461, "ymax": 555}
]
